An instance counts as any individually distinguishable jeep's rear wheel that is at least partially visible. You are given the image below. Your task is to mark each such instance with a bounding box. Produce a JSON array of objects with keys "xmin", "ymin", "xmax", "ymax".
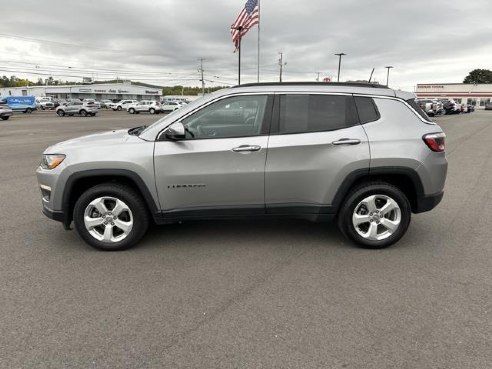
[
  {"xmin": 57, "ymin": 110, "xmax": 65, "ymax": 117},
  {"xmin": 73, "ymin": 184, "xmax": 149, "ymax": 251},
  {"xmin": 338, "ymin": 183, "xmax": 411, "ymax": 249},
  {"xmin": 80, "ymin": 110, "xmax": 87, "ymax": 117}
]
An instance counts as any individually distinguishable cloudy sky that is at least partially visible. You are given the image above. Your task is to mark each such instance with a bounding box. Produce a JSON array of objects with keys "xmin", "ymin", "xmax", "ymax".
[{"xmin": 1, "ymin": 0, "xmax": 491, "ymax": 91}]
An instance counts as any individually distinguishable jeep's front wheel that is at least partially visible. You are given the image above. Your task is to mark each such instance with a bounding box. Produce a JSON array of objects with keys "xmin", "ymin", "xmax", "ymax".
[
  {"xmin": 73, "ymin": 184, "xmax": 149, "ymax": 251},
  {"xmin": 338, "ymin": 183, "xmax": 411, "ymax": 249}
]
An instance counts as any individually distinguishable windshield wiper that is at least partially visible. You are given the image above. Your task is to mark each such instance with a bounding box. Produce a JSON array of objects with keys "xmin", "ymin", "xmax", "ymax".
[{"xmin": 128, "ymin": 126, "xmax": 147, "ymax": 136}]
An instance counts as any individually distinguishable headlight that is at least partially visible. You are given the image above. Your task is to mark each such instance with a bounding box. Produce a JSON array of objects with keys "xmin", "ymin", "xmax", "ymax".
[{"xmin": 40, "ymin": 154, "xmax": 66, "ymax": 170}]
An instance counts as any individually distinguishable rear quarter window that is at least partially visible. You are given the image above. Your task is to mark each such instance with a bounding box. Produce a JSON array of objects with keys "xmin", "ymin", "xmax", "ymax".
[
  {"xmin": 406, "ymin": 98, "xmax": 432, "ymax": 121},
  {"xmin": 354, "ymin": 97, "xmax": 380, "ymax": 124}
]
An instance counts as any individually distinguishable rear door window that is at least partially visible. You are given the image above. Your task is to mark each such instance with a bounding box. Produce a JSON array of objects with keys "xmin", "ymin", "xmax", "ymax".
[{"xmin": 276, "ymin": 94, "xmax": 358, "ymax": 134}]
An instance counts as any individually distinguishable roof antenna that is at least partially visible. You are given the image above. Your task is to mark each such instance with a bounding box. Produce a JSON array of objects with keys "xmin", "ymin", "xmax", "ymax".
[{"xmin": 368, "ymin": 68, "xmax": 375, "ymax": 83}]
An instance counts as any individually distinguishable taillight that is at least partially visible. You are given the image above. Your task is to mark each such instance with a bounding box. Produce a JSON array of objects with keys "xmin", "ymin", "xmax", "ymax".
[{"xmin": 423, "ymin": 133, "xmax": 446, "ymax": 152}]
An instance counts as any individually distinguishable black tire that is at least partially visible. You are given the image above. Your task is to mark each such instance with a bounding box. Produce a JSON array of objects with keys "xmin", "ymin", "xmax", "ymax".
[
  {"xmin": 129, "ymin": 108, "xmax": 135, "ymax": 114},
  {"xmin": 149, "ymin": 108, "xmax": 155, "ymax": 115},
  {"xmin": 1, "ymin": 116, "xmax": 9, "ymax": 120},
  {"xmin": 57, "ymin": 110, "xmax": 65, "ymax": 117},
  {"xmin": 337, "ymin": 182, "xmax": 411, "ymax": 249},
  {"xmin": 79, "ymin": 110, "xmax": 87, "ymax": 117},
  {"xmin": 117, "ymin": 106, "xmax": 122, "ymax": 111},
  {"xmin": 73, "ymin": 184, "xmax": 150, "ymax": 251},
  {"xmin": 26, "ymin": 108, "xmax": 33, "ymax": 114}
]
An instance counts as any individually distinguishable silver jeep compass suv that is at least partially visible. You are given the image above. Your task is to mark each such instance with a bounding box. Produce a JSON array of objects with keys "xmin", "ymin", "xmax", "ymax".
[{"xmin": 36, "ymin": 82, "xmax": 447, "ymax": 251}]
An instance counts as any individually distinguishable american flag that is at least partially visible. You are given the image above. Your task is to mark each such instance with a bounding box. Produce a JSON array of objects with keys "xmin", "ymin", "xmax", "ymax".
[{"xmin": 230, "ymin": 0, "xmax": 260, "ymax": 50}]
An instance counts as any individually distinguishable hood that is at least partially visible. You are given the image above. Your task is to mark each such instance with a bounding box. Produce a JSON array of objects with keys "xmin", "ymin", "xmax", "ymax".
[{"xmin": 45, "ymin": 129, "xmax": 134, "ymax": 153}]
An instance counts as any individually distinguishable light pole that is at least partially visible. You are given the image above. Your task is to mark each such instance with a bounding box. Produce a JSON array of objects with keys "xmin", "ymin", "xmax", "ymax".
[
  {"xmin": 385, "ymin": 66, "xmax": 394, "ymax": 87},
  {"xmin": 335, "ymin": 53, "xmax": 346, "ymax": 82}
]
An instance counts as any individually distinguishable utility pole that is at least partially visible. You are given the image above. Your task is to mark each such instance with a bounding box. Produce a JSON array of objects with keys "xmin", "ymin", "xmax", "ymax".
[
  {"xmin": 316, "ymin": 72, "xmax": 320, "ymax": 82},
  {"xmin": 335, "ymin": 53, "xmax": 346, "ymax": 82},
  {"xmin": 278, "ymin": 52, "xmax": 286, "ymax": 82},
  {"xmin": 198, "ymin": 58, "xmax": 206, "ymax": 95},
  {"xmin": 385, "ymin": 66, "xmax": 394, "ymax": 87}
]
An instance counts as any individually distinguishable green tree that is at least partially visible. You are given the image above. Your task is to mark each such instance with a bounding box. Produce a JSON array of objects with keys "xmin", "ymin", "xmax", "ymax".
[{"xmin": 463, "ymin": 69, "xmax": 492, "ymax": 84}]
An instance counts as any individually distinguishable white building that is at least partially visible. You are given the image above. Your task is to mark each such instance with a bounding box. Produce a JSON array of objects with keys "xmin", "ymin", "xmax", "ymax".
[
  {"xmin": 416, "ymin": 83, "xmax": 492, "ymax": 108},
  {"xmin": 0, "ymin": 82, "xmax": 162, "ymax": 101}
]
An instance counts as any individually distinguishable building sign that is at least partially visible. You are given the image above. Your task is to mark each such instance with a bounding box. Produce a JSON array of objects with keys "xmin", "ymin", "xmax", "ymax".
[
  {"xmin": 418, "ymin": 85, "xmax": 444, "ymax": 89},
  {"xmin": 145, "ymin": 90, "xmax": 159, "ymax": 94}
]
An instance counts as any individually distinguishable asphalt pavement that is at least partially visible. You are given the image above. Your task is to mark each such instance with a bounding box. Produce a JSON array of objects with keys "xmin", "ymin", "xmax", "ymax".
[{"xmin": 0, "ymin": 109, "xmax": 491, "ymax": 369}]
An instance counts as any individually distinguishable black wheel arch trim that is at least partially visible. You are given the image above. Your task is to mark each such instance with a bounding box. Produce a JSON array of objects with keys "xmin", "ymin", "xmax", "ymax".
[
  {"xmin": 330, "ymin": 166, "xmax": 430, "ymax": 214},
  {"xmin": 61, "ymin": 169, "xmax": 159, "ymax": 228}
]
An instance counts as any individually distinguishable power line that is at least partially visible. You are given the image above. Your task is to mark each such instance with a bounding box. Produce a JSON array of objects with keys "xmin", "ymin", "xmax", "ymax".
[{"xmin": 0, "ymin": 33, "xmax": 125, "ymax": 53}]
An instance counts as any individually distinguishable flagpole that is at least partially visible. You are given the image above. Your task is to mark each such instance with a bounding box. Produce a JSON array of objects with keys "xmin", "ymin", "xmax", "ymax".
[
  {"xmin": 238, "ymin": 28, "xmax": 243, "ymax": 85},
  {"xmin": 257, "ymin": 0, "xmax": 261, "ymax": 83}
]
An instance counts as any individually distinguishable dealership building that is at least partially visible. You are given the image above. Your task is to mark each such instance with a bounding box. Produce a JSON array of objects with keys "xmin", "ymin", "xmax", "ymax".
[
  {"xmin": 416, "ymin": 83, "xmax": 492, "ymax": 108},
  {"xmin": 0, "ymin": 82, "xmax": 162, "ymax": 101}
]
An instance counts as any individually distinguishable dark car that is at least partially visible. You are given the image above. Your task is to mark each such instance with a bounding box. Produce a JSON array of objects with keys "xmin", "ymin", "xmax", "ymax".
[{"xmin": 485, "ymin": 102, "xmax": 492, "ymax": 111}]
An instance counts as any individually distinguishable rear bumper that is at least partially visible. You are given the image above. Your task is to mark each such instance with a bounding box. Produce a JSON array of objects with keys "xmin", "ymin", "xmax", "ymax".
[{"xmin": 414, "ymin": 191, "xmax": 444, "ymax": 213}]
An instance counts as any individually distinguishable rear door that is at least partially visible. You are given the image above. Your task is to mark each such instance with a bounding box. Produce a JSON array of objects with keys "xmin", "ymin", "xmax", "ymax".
[
  {"xmin": 154, "ymin": 94, "xmax": 273, "ymax": 213},
  {"xmin": 265, "ymin": 93, "xmax": 370, "ymax": 214}
]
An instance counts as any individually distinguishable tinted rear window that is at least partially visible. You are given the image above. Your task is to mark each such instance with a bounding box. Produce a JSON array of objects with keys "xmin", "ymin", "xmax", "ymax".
[
  {"xmin": 354, "ymin": 97, "xmax": 380, "ymax": 124},
  {"xmin": 278, "ymin": 95, "xmax": 358, "ymax": 134},
  {"xmin": 406, "ymin": 98, "xmax": 431, "ymax": 121}
]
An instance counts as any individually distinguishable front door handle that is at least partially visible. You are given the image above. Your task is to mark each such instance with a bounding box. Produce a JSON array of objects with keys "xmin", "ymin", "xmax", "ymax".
[
  {"xmin": 232, "ymin": 145, "xmax": 262, "ymax": 153},
  {"xmin": 332, "ymin": 138, "xmax": 361, "ymax": 146}
]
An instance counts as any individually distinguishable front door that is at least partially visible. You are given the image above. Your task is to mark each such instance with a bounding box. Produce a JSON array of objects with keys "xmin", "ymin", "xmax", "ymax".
[{"xmin": 154, "ymin": 94, "xmax": 273, "ymax": 214}]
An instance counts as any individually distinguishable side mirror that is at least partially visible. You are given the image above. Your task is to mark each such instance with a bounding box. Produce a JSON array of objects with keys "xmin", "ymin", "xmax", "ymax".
[{"xmin": 164, "ymin": 122, "xmax": 186, "ymax": 140}]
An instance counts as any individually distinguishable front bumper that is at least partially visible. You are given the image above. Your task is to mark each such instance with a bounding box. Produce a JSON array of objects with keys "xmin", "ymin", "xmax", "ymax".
[{"xmin": 42, "ymin": 203, "xmax": 65, "ymax": 223}]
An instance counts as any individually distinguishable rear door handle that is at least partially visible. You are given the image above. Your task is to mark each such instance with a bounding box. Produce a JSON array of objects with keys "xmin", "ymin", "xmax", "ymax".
[
  {"xmin": 232, "ymin": 145, "xmax": 262, "ymax": 153},
  {"xmin": 332, "ymin": 138, "xmax": 361, "ymax": 146}
]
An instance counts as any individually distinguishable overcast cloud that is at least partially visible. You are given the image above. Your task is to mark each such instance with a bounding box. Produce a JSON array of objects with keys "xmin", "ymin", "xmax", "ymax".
[{"xmin": 1, "ymin": 0, "xmax": 491, "ymax": 90}]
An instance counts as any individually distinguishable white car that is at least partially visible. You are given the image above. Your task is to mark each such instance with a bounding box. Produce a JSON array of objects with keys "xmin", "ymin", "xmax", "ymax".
[
  {"xmin": 160, "ymin": 101, "xmax": 183, "ymax": 112},
  {"xmin": 100, "ymin": 100, "xmax": 113, "ymax": 109},
  {"xmin": 82, "ymin": 99, "xmax": 101, "ymax": 109},
  {"xmin": 127, "ymin": 100, "xmax": 162, "ymax": 115},
  {"xmin": 112, "ymin": 100, "xmax": 138, "ymax": 111},
  {"xmin": 36, "ymin": 97, "xmax": 55, "ymax": 110}
]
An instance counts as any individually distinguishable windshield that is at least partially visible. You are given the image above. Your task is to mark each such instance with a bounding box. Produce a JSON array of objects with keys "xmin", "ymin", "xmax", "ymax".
[{"xmin": 139, "ymin": 95, "xmax": 210, "ymax": 136}]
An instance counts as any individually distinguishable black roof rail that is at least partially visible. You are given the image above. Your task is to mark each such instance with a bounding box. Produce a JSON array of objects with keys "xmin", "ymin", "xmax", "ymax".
[{"xmin": 232, "ymin": 82, "xmax": 390, "ymax": 89}]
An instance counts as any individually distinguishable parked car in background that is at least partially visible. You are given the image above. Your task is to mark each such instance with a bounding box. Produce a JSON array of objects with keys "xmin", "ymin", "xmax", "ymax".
[
  {"xmin": 485, "ymin": 102, "xmax": 492, "ymax": 110},
  {"xmin": 112, "ymin": 100, "xmax": 138, "ymax": 111},
  {"xmin": 100, "ymin": 100, "xmax": 112, "ymax": 109},
  {"xmin": 127, "ymin": 100, "xmax": 162, "ymax": 114},
  {"xmin": 417, "ymin": 99, "xmax": 444, "ymax": 117},
  {"xmin": 82, "ymin": 99, "xmax": 101, "ymax": 109},
  {"xmin": 442, "ymin": 100, "xmax": 461, "ymax": 115},
  {"xmin": 160, "ymin": 100, "xmax": 183, "ymax": 112},
  {"xmin": 0, "ymin": 103, "xmax": 13, "ymax": 120},
  {"xmin": 36, "ymin": 97, "xmax": 55, "ymax": 110},
  {"xmin": 56, "ymin": 101, "xmax": 98, "ymax": 117},
  {"xmin": 0, "ymin": 96, "xmax": 37, "ymax": 113}
]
